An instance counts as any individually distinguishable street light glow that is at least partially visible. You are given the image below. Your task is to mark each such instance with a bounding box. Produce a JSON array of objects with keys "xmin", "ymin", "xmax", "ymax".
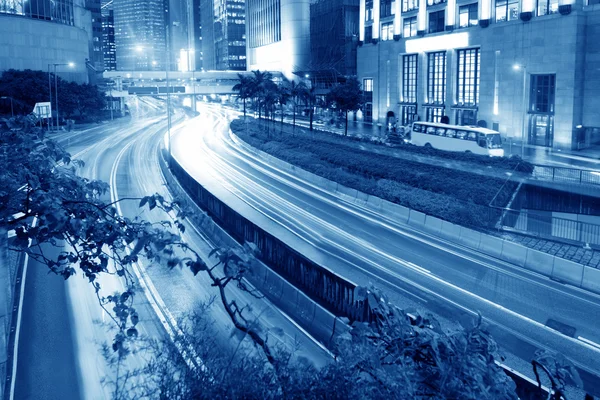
[
  {"xmin": 68, "ymin": 62, "xmax": 75, "ymax": 67},
  {"xmin": 513, "ymin": 64, "xmax": 522, "ymax": 71},
  {"xmin": 136, "ymin": 46, "xmax": 144, "ymax": 52}
]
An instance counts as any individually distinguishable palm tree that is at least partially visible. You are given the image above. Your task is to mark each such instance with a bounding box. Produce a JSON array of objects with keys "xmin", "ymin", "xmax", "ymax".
[
  {"xmin": 250, "ymin": 70, "xmax": 273, "ymax": 120},
  {"xmin": 301, "ymin": 85, "xmax": 318, "ymax": 131},
  {"xmin": 289, "ymin": 80, "xmax": 307, "ymax": 129},
  {"xmin": 232, "ymin": 74, "xmax": 253, "ymax": 118},
  {"xmin": 275, "ymin": 80, "xmax": 291, "ymax": 132}
]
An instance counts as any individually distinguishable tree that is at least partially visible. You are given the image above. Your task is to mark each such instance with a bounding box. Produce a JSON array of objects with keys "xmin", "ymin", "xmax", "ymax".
[
  {"xmin": 301, "ymin": 85, "xmax": 318, "ymax": 131},
  {"xmin": 288, "ymin": 80, "xmax": 307, "ymax": 129},
  {"xmin": 0, "ymin": 69, "xmax": 50, "ymax": 115},
  {"xmin": 249, "ymin": 70, "xmax": 274, "ymax": 120},
  {"xmin": 232, "ymin": 74, "xmax": 253, "ymax": 118},
  {"xmin": 275, "ymin": 80, "xmax": 291, "ymax": 132},
  {"xmin": 326, "ymin": 77, "xmax": 363, "ymax": 136}
]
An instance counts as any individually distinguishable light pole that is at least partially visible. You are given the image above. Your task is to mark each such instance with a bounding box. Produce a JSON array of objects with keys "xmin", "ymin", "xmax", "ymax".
[
  {"xmin": 513, "ymin": 64, "xmax": 527, "ymax": 157},
  {"xmin": 1, "ymin": 96, "xmax": 14, "ymax": 117},
  {"xmin": 48, "ymin": 62, "xmax": 75, "ymax": 131}
]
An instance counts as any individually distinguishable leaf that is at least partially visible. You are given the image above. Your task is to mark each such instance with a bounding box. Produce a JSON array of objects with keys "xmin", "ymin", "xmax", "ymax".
[
  {"xmin": 190, "ymin": 260, "xmax": 208, "ymax": 276},
  {"xmin": 126, "ymin": 328, "xmax": 138, "ymax": 338},
  {"xmin": 139, "ymin": 196, "xmax": 148, "ymax": 208}
]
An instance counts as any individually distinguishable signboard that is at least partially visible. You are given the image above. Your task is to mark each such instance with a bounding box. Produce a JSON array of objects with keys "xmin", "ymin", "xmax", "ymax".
[{"xmin": 33, "ymin": 102, "xmax": 52, "ymax": 119}]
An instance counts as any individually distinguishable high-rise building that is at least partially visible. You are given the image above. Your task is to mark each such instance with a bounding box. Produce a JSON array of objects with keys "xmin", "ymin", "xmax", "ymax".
[
  {"xmin": 357, "ymin": 0, "xmax": 600, "ymax": 151},
  {"xmin": 113, "ymin": 0, "xmax": 167, "ymax": 70},
  {"xmin": 86, "ymin": 0, "xmax": 104, "ymax": 72},
  {"xmin": 201, "ymin": 0, "xmax": 246, "ymax": 71},
  {"xmin": 192, "ymin": 0, "xmax": 203, "ymax": 70},
  {"xmin": 0, "ymin": 0, "xmax": 91, "ymax": 82},
  {"xmin": 101, "ymin": 1, "xmax": 117, "ymax": 71},
  {"xmin": 246, "ymin": 0, "xmax": 309, "ymax": 76}
]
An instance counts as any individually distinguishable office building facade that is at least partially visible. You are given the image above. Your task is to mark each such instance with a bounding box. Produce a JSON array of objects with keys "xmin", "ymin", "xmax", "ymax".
[
  {"xmin": 0, "ymin": 0, "xmax": 91, "ymax": 82},
  {"xmin": 102, "ymin": 1, "xmax": 117, "ymax": 71},
  {"xmin": 201, "ymin": 0, "xmax": 246, "ymax": 71},
  {"xmin": 246, "ymin": 0, "xmax": 309, "ymax": 76},
  {"xmin": 358, "ymin": 0, "xmax": 600, "ymax": 150},
  {"xmin": 113, "ymin": 0, "xmax": 167, "ymax": 70}
]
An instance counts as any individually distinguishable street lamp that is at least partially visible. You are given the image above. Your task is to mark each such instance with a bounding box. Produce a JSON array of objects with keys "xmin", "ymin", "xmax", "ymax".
[
  {"xmin": 48, "ymin": 62, "xmax": 75, "ymax": 131},
  {"xmin": 1, "ymin": 96, "xmax": 14, "ymax": 117},
  {"xmin": 513, "ymin": 63, "xmax": 527, "ymax": 157}
]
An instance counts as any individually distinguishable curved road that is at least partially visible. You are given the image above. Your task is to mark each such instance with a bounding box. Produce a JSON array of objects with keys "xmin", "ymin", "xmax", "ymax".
[{"xmin": 171, "ymin": 105, "xmax": 600, "ymax": 396}]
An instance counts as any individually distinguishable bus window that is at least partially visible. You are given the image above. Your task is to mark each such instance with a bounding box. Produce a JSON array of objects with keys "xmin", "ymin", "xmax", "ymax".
[
  {"xmin": 427, "ymin": 127, "xmax": 436, "ymax": 135},
  {"xmin": 436, "ymin": 128, "xmax": 446, "ymax": 136},
  {"xmin": 457, "ymin": 130, "xmax": 467, "ymax": 139},
  {"xmin": 487, "ymin": 134, "xmax": 503, "ymax": 149},
  {"xmin": 477, "ymin": 132, "xmax": 487, "ymax": 147},
  {"xmin": 467, "ymin": 131, "xmax": 477, "ymax": 141},
  {"xmin": 412, "ymin": 124, "xmax": 421, "ymax": 132},
  {"xmin": 445, "ymin": 129, "xmax": 456, "ymax": 138}
]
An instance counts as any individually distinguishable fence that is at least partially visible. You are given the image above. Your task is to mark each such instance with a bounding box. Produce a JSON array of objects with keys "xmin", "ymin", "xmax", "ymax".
[
  {"xmin": 168, "ymin": 156, "xmax": 373, "ymax": 323},
  {"xmin": 493, "ymin": 207, "xmax": 600, "ymax": 247},
  {"xmin": 532, "ymin": 164, "xmax": 600, "ymax": 186}
]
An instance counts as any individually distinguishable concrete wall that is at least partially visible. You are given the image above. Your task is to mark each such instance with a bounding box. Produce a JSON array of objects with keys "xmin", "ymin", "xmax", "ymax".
[{"xmin": 0, "ymin": 15, "xmax": 90, "ymax": 83}]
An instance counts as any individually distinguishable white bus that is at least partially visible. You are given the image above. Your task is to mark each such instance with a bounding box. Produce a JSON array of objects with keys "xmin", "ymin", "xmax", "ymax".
[{"xmin": 408, "ymin": 122, "xmax": 505, "ymax": 157}]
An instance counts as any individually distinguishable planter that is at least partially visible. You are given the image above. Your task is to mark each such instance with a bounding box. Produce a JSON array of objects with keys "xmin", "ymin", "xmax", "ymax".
[
  {"xmin": 371, "ymin": 38, "xmax": 379, "ymax": 44},
  {"xmin": 479, "ymin": 19, "xmax": 490, "ymax": 28},
  {"xmin": 520, "ymin": 11, "xmax": 532, "ymax": 21},
  {"xmin": 559, "ymin": 4, "xmax": 571, "ymax": 15},
  {"xmin": 393, "ymin": 34, "xmax": 401, "ymax": 41},
  {"xmin": 358, "ymin": 40, "xmax": 364, "ymax": 46},
  {"xmin": 417, "ymin": 30, "xmax": 426, "ymax": 37}
]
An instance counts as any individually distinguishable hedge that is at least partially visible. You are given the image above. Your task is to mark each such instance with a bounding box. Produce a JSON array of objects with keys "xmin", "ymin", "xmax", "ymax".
[{"xmin": 231, "ymin": 118, "xmax": 519, "ymax": 228}]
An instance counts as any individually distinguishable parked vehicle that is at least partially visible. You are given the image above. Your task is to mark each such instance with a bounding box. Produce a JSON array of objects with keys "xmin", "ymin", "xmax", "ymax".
[{"xmin": 408, "ymin": 121, "xmax": 505, "ymax": 157}]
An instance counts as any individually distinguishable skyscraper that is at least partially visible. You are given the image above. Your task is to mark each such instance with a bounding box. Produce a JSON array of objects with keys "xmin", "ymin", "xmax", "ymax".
[
  {"xmin": 113, "ymin": 0, "xmax": 167, "ymax": 70},
  {"xmin": 86, "ymin": 0, "xmax": 104, "ymax": 72},
  {"xmin": 201, "ymin": 0, "xmax": 245, "ymax": 71},
  {"xmin": 101, "ymin": 0, "xmax": 117, "ymax": 71}
]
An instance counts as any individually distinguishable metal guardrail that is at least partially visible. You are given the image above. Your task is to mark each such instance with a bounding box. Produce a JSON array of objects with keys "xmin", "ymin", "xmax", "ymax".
[
  {"xmin": 495, "ymin": 207, "xmax": 600, "ymax": 247},
  {"xmin": 532, "ymin": 164, "xmax": 600, "ymax": 186}
]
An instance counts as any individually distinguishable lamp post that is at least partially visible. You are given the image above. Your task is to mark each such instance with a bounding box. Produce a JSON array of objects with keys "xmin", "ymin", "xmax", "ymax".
[
  {"xmin": 48, "ymin": 62, "xmax": 75, "ymax": 131},
  {"xmin": 513, "ymin": 64, "xmax": 527, "ymax": 157},
  {"xmin": 1, "ymin": 96, "xmax": 14, "ymax": 117}
]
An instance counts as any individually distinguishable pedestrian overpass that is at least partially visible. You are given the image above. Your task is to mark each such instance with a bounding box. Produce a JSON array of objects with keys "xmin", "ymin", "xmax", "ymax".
[{"xmin": 103, "ymin": 70, "xmax": 284, "ymax": 97}]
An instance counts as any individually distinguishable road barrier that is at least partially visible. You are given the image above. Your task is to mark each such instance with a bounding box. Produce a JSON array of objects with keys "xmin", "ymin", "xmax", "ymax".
[
  {"xmin": 533, "ymin": 164, "xmax": 600, "ymax": 186},
  {"xmin": 168, "ymin": 155, "xmax": 373, "ymax": 324}
]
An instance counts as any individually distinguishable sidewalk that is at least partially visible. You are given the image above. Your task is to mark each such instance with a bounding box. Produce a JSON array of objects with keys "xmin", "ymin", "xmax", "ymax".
[{"xmin": 289, "ymin": 116, "xmax": 600, "ymax": 171}]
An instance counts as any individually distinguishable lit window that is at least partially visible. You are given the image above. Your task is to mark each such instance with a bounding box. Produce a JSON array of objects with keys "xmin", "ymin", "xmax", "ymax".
[
  {"xmin": 363, "ymin": 78, "xmax": 374, "ymax": 92},
  {"xmin": 458, "ymin": 3, "xmax": 478, "ymax": 27},
  {"xmin": 402, "ymin": 0, "xmax": 418, "ymax": 12},
  {"xmin": 402, "ymin": 54, "xmax": 418, "ymax": 103},
  {"xmin": 495, "ymin": 0, "xmax": 519, "ymax": 22},
  {"xmin": 427, "ymin": 51, "xmax": 446, "ymax": 104},
  {"xmin": 403, "ymin": 16, "xmax": 417, "ymax": 37},
  {"xmin": 456, "ymin": 48, "xmax": 480, "ymax": 106},
  {"xmin": 427, "ymin": 0, "xmax": 446, "ymax": 5},
  {"xmin": 537, "ymin": 0, "xmax": 559, "ymax": 15},
  {"xmin": 381, "ymin": 22, "xmax": 394, "ymax": 40}
]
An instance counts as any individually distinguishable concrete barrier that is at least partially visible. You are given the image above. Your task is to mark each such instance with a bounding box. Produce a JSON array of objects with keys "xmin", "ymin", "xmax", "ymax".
[
  {"xmin": 439, "ymin": 220, "xmax": 462, "ymax": 242},
  {"xmin": 500, "ymin": 240, "xmax": 528, "ymax": 267},
  {"xmin": 551, "ymin": 258, "xmax": 584, "ymax": 287},
  {"xmin": 581, "ymin": 266, "xmax": 600, "ymax": 295},
  {"xmin": 366, "ymin": 195, "xmax": 383, "ymax": 211},
  {"xmin": 356, "ymin": 190, "xmax": 369, "ymax": 204},
  {"xmin": 277, "ymin": 278, "xmax": 300, "ymax": 315},
  {"xmin": 337, "ymin": 185, "xmax": 358, "ymax": 200},
  {"xmin": 262, "ymin": 269, "xmax": 284, "ymax": 299},
  {"xmin": 523, "ymin": 249, "xmax": 555, "ymax": 276},
  {"xmin": 478, "ymin": 235, "xmax": 504, "ymax": 259},
  {"xmin": 294, "ymin": 291, "xmax": 317, "ymax": 326},
  {"xmin": 381, "ymin": 201, "xmax": 410, "ymax": 224},
  {"xmin": 408, "ymin": 210, "xmax": 426, "ymax": 228},
  {"xmin": 423, "ymin": 215, "xmax": 443, "ymax": 235},
  {"xmin": 458, "ymin": 226, "xmax": 481, "ymax": 249}
]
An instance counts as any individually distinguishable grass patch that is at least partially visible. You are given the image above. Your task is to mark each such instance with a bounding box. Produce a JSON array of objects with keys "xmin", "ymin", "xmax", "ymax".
[{"xmin": 232, "ymin": 118, "xmax": 520, "ymax": 228}]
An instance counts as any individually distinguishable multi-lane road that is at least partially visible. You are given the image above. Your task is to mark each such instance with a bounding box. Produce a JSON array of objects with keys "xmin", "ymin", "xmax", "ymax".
[
  {"xmin": 171, "ymin": 104, "xmax": 600, "ymax": 396},
  {"xmin": 12, "ymin": 100, "xmax": 331, "ymax": 400},
  {"xmin": 11, "ymin": 99, "xmax": 600, "ymax": 398}
]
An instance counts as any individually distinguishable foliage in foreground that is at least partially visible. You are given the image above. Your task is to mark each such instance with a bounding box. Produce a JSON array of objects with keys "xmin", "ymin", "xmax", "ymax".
[
  {"xmin": 109, "ymin": 290, "xmax": 518, "ymax": 400},
  {"xmin": 232, "ymin": 118, "xmax": 518, "ymax": 228}
]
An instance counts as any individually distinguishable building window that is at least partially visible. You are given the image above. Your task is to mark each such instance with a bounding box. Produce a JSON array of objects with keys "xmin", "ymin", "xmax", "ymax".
[
  {"xmin": 402, "ymin": 54, "xmax": 418, "ymax": 103},
  {"xmin": 364, "ymin": 25, "xmax": 373, "ymax": 42},
  {"xmin": 364, "ymin": 103, "xmax": 373, "ymax": 122},
  {"xmin": 429, "ymin": 10, "xmax": 445, "ymax": 33},
  {"xmin": 495, "ymin": 0, "xmax": 519, "ymax": 22},
  {"xmin": 381, "ymin": 0, "xmax": 396, "ymax": 17},
  {"xmin": 427, "ymin": 51, "xmax": 446, "ymax": 104},
  {"xmin": 537, "ymin": 0, "xmax": 559, "ymax": 15},
  {"xmin": 456, "ymin": 48, "xmax": 480, "ymax": 106},
  {"xmin": 402, "ymin": 0, "xmax": 418, "ymax": 13},
  {"xmin": 247, "ymin": 0, "xmax": 280, "ymax": 48},
  {"xmin": 403, "ymin": 16, "xmax": 417, "ymax": 37},
  {"xmin": 458, "ymin": 3, "xmax": 478, "ymax": 27},
  {"xmin": 363, "ymin": 78, "xmax": 374, "ymax": 93},
  {"xmin": 427, "ymin": 0, "xmax": 446, "ymax": 6},
  {"xmin": 401, "ymin": 105, "xmax": 418, "ymax": 125},
  {"xmin": 425, "ymin": 107, "xmax": 445, "ymax": 122},
  {"xmin": 529, "ymin": 74, "xmax": 555, "ymax": 147},
  {"xmin": 381, "ymin": 22, "xmax": 394, "ymax": 40},
  {"xmin": 366, "ymin": 0, "xmax": 374, "ymax": 20},
  {"xmin": 454, "ymin": 109, "xmax": 477, "ymax": 125}
]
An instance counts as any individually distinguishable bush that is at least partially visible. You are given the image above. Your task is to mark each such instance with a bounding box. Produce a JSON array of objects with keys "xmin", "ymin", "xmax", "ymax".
[{"xmin": 232, "ymin": 118, "xmax": 520, "ymax": 228}]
